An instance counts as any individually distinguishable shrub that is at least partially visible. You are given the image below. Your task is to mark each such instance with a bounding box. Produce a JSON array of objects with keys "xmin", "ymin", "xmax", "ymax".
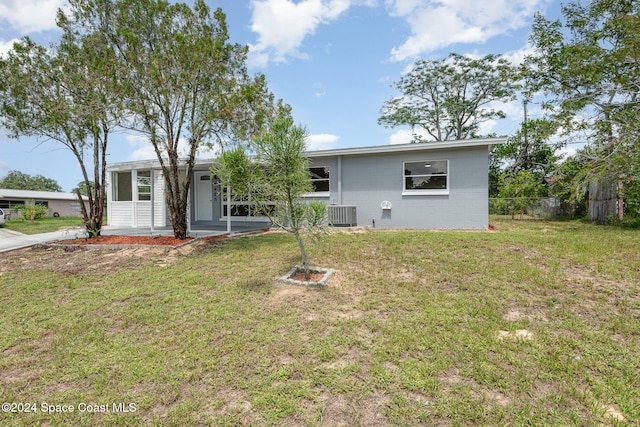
[{"xmin": 15, "ymin": 204, "xmax": 49, "ymax": 221}]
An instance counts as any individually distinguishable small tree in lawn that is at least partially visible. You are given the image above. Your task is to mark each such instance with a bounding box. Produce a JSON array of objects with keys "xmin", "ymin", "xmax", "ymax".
[{"xmin": 214, "ymin": 118, "xmax": 328, "ymax": 280}]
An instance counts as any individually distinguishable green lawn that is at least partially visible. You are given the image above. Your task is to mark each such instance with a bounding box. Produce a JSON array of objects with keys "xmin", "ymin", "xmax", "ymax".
[
  {"xmin": 0, "ymin": 219, "xmax": 638, "ymax": 426},
  {"xmin": 3, "ymin": 216, "xmax": 84, "ymax": 234}
]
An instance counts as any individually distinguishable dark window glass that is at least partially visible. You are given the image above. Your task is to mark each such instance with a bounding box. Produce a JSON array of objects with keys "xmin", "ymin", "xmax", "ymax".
[
  {"xmin": 309, "ymin": 167, "xmax": 330, "ymax": 192},
  {"xmin": 403, "ymin": 160, "xmax": 448, "ymax": 192},
  {"xmin": 114, "ymin": 172, "xmax": 132, "ymax": 201}
]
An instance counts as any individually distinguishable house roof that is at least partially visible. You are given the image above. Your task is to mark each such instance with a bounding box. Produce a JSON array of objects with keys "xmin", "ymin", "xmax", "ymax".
[
  {"xmin": 0, "ymin": 188, "xmax": 88, "ymax": 201},
  {"xmin": 307, "ymin": 138, "xmax": 506, "ymax": 158},
  {"xmin": 106, "ymin": 138, "xmax": 506, "ymax": 171}
]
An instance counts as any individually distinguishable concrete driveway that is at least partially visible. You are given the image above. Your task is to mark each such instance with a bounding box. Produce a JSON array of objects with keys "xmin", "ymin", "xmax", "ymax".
[{"xmin": 0, "ymin": 227, "xmax": 88, "ymax": 254}]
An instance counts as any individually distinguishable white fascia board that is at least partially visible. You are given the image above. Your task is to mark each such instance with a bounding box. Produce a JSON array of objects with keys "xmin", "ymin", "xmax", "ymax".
[
  {"xmin": 107, "ymin": 138, "xmax": 507, "ymax": 170},
  {"xmin": 307, "ymin": 138, "xmax": 507, "ymax": 158},
  {"xmin": 107, "ymin": 158, "xmax": 216, "ymax": 171}
]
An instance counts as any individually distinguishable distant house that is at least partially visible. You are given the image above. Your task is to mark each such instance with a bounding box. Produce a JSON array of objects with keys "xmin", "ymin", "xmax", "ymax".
[
  {"xmin": 0, "ymin": 188, "xmax": 89, "ymax": 218},
  {"xmin": 106, "ymin": 138, "xmax": 505, "ymax": 232}
]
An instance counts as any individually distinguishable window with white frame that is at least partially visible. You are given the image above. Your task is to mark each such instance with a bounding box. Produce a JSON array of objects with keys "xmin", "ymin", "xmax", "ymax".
[
  {"xmin": 403, "ymin": 160, "xmax": 449, "ymax": 194},
  {"xmin": 113, "ymin": 171, "xmax": 132, "ymax": 201},
  {"xmin": 137, "ymin": 170, "xmax": 151, "ymax": 201},
  {"xmin": 309, "ymin": 166, "xmax": 330, "ymax": 193},
  {"xmin": 221, "ymin": 189, "xmax": 274, "ymax": 219}
]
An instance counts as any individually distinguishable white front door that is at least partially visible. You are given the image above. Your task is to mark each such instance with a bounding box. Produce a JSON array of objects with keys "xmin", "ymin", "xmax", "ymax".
[{"xmin": 195, "ymin": 171, "xmax": 214, "ymax": 221}]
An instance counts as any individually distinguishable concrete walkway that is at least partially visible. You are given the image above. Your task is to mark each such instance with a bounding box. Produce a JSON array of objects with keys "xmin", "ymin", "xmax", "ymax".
[{"xmin": 0, "ymin": 227, "xmax": 88, "ymax": 254}]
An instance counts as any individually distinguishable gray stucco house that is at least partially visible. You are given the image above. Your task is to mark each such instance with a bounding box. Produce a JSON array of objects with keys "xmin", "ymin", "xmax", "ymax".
[{"xmin": 106, "ymin": 138, "xmax": 504, "ymax": 232}]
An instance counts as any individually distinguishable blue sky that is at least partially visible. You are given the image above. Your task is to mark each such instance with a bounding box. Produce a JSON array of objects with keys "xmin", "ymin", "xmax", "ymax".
[{"xmin": 0, "ymin": 0, "xmax": 562, "ymax": 191}]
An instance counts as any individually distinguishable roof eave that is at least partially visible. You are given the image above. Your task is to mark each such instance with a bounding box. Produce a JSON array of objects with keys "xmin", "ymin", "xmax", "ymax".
[{"xmin": 306, "ymin": 138, "xmax": 507, "ymax": 158}]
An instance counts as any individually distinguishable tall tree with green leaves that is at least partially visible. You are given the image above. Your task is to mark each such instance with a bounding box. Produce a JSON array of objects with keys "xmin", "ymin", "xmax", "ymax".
[
  {"xmin": 0, "ymin": 171, "xmax": 63, "ymax": 192},
  {"xmin": 379, "ymin": 53, "xmax": 519, "ymax": 142},
  {"xmin": 526, "ymin": 0, "xmax": 640, "ymax": 203},
  {"xmin": 0, "ymin": 18, "xmax": 118, "ymax": 236},
  {"xmin": 72, "ymin": 180, "xmax": 96, "ymax": 197},
  {"xmin": 496, "ymin": 119, "xmax": 560, "ymax": 177},
  {"xmin": 213, "ymin": 118, "xmax": 327, "ymax": 280},
  {"xmin": 64, "ymin": 0, "xmax": 285, "ymax": 239},
  {"xmin": 490, "ymin": 118, "xmax": 561, "ymax": 194}
]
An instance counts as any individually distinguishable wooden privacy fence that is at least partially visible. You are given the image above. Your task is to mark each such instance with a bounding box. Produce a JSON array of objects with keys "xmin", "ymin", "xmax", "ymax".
[{"xmin": 588, "ymin": 181, "xmax": 619, "ymax": 224}]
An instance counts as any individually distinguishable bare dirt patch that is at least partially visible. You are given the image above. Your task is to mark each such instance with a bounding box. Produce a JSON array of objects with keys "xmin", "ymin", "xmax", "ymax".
[{"xmin": 0, "ymin": 245, "xmax": 190, "ymax": 276}]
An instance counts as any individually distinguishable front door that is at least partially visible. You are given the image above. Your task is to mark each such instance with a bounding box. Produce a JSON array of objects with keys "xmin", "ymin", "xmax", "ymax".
[{"xmin": 195, "ymin": 171, "xmax": 214, "ymax": 222}]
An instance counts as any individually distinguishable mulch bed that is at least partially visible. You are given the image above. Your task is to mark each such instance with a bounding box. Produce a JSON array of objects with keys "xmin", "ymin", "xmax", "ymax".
[
  {"xmin": 58, "ymin": 235, "xmax": 193, "ymax": 246},
  {"xmin": 291, "ymin": 271, "xmax": 327, "ymax": 282}
]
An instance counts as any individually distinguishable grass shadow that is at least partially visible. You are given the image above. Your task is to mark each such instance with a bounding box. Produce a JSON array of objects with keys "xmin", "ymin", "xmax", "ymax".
[{"xmin": 239, "ymin": 278, "xmax": 272, "ymax": 295}]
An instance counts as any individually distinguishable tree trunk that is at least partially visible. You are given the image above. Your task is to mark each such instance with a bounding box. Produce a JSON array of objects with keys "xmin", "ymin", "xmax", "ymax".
[
  {"xmin": 294, "ymin": 228, "xmax": 310, "ymax": 281},
  {"xmin": 617, "ymin": 180, "xmax": 624, "ymax": 221},
  {"xmin": 161, "ymin": 148, "xmax": 191, "ymax": 240},
  {"xmin": 167, "ymin": 194, "xmax": 189, "ymax": 240}
]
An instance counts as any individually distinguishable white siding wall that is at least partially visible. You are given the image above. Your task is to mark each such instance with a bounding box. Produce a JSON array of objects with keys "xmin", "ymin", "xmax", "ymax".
[
  {"xmin": 153, "ymin": 170, "xmax": 166, "ymax": 227},
  {"xmin": 109, "ymin": 203, "xmax": 134, "ymax": 227},
  {"xmin": 108, "ymin": 169, "xmax": 166, "ymax": 228},
  {"xmin": 135, "ymin": 202, "xmax": 151, "ymax": 227}
]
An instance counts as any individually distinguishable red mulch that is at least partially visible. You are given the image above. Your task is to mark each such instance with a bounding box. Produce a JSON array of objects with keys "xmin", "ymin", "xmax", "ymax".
[{"xmin": 59, "ymin": 235, "xmax": 193, "ymax": 246}]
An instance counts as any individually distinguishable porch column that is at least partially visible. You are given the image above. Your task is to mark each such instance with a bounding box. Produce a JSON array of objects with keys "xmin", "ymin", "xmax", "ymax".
[
  {"xmin": 337, "ymin": 155, "xmax": 343, "ymax": 205},
  {"xmin": 226, "ymin": 184, "xmax": 231, "ymax": 234},
  {"xmin": 150, "ymin": 169, "xmax": 155, "ymax": 232}
]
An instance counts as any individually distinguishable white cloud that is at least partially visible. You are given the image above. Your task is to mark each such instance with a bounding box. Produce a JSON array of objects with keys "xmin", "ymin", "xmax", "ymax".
[
  {"xmin": 389, "ymin": 129, "xmax": 413, "ymax": 144},
  {"xmin": 0, "ymin": 160, "xmax": 9, "ymax": 173},
  {"xmin": 306, "ymin": 133, "xmax": 340, "ymax": 151},
  {"xmin": 248, "ymin": 0, "xmax": 352, "ymax": 65},
  {"xmin": 502, "ymin": 44, "xmax": 537, "ymax": 67},
  {"xmin": 386, "ymin": 0, "xmax": 547, "ymax": 61},
  {"xmin": 0, "ymin": 38, "xmax": 19, "ymax": 57},
  {"xmin": 247, "ymin": 0, "xmax": 546, "ymax": 65},
  {"xmin": 0, "ymin": 0, "xmax": 67, "ymax": 33},
  {"xmin": 127, "ymin": 134, "xmax": 157, "ymax": 161},
  {"xmin": 388, "ymin": 128, "xmax": 432, "ymax": 144},
  {"xmin": 126, "ymin": 134, "xmax": 219, "ymax": 161}
]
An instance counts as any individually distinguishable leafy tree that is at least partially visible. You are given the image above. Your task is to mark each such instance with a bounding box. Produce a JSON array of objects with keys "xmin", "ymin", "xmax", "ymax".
[
  {"xmin": 379, "ymin": 53, "xmax": 519, "ymax": 142},
  {"xmin": 0, "ymin": 170, "xmax": 62, "ymax": 192},
  {"xmin": 64, "ymin": 0, "xmax": 285, "ymax": 239},
  {"xmin": 526, "ymin": 0, "xmax": 640, "ymax": 208},
  {"xmin": 490, "ymin": 118, "xmax": 561, "ymax": 195},
  {"xmin": 496, "ymin": 119, "xmax": 560, "ymax": 177},
  {"xmin": 497, "ymin": 170, "xmax": 546, "ymax": 219},
  {"xmin": 552, "ymin": 155, "xmax": 590, "ymax": 218},
  {"xmin": 213, "ymin": 118, "xmax": 328, "ymax": 280},
  {"xmin": 72, "ymin": 180, "xmax": 95, "ymax": 197},
  {"xmin": 0, "ymin": 22, "xmax": 118, "ymax": 237}
]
